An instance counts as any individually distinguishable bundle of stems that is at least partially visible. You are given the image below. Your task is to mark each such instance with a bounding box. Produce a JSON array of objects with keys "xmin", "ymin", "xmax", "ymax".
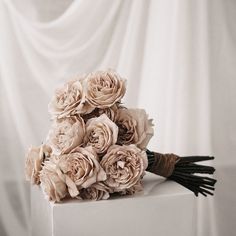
[{"xmin": 146, "ymin": 150, "xmax": 216, "ymax": 196}]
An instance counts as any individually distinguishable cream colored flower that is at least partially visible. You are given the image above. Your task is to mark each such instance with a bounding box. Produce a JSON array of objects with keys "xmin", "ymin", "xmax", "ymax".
[
  {"xmin": 47, "ymin": 116, "xmax": 85, "ymax": 155},
  {"xmin": 25, "ymin": 144, "xmax": 52, "ymax": 185},
  {"xmin": 100, "ymin": 145, "xmax": 148, "ymax": 192},
  {"xmin": 80, "ymin": 182, "xmax": 110, "ymax": 200},
  {"xmin": 115, "ymin": 108, "xmax": 154, "ymax": 149},
  {"xmin": 85, "ymin": 114, "xmax": 118, "ymax": 154},
  {"xmin": 48, "ymin": 79, "xmax": 93, "ymax": 119},
  {"xmin": 40, "ymin": 157, "xmax": 68, "ymax": 202},
  {"xmin": 85, "ymin": 70, "xmax": 126, "ymax": 108},
  {"xmin": 57, "ymin": 146, "xmax": 107, "ymax": 197}
]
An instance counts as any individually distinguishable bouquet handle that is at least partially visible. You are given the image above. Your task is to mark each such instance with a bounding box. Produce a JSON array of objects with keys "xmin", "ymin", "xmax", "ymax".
[{"xmin": 146, "ymin": 150, "xmax": 216, "ymax": 196}]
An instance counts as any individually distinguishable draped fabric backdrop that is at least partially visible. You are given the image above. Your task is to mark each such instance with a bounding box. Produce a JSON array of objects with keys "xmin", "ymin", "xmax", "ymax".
[{"xmin": 0, "ymin": 0, "xmax": 235, "ymax": 235}]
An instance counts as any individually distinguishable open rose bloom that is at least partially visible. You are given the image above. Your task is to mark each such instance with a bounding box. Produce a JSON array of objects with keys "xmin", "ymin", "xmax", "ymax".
[{"xmin": 25, "ymin": 69, "xmax": 154, "ymax": 202}]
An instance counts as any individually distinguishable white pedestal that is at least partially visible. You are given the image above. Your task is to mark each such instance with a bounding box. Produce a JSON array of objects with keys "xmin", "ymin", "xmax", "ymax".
[{"xmin": 31, "ymin": 172, "xmax": 196, "ymax": 236}]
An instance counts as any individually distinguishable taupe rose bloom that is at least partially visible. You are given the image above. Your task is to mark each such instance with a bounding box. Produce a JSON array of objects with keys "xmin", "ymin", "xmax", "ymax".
[
  {"xmin": 85, "ymin": 114, "xmax": 118, "ymax": 154},
  {"xmin": 100, "ymin": 145, "xmax": 148, "ymax": 192},
  {"xmin": 48, "ymin": 79, "xmax": 93, "ymax": 119},
  {"xmin": 80, "ymin": 182, "xmax": 110, "ymax": 200},
  {"xmin": 57, "ymin": 146, "xmax": 107, "ymax": 197},
  {"xmin": 116, "ymin": 108, "xmax": 154, "ymax": 149},
  {"xmin": 25, "ymin": 144, "xmax": 52, "ymax": 185},
  {"xmin": 40, "ymin": 157, "xmax": 68, "ymax": 202},
  {"xmin": 85, "ymin": 70, "xmax": 126, "ymax": 108},
  {"xmin": 47, "ymin": 116, "xmax": 85, "ymax": 155}
]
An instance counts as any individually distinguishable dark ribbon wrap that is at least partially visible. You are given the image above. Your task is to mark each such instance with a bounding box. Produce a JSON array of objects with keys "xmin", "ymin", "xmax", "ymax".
[{"xmin": 148, "ymin": 153, "xmax": 180, "ymax": 178}]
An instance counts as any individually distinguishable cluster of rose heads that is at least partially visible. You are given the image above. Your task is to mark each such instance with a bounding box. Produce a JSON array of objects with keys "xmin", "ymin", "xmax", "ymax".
[{"xmin": 25, "ymin": 70, "xmax": 154, "ymax": 202}]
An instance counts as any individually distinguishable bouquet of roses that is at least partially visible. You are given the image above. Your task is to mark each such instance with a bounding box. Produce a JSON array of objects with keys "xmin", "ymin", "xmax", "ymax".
[{"xmin": 25, "ymin": 70, "xmax": 216, "ymax": 202}]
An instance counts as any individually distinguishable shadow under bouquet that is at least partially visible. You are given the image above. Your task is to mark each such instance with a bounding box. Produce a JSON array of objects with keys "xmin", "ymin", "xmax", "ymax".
[{"xmin": 25, "ymin": 70, "xmax": 216, "ymax": 202}]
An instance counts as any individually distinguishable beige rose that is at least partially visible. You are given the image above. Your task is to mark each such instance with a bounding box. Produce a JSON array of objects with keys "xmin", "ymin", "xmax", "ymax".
[
  {"xmin": 57, "ymin": 146, "xmax": 107, "ymax": 197},
  {"xmin": 116, "ymin": 108, "xmax": 154, "ymax": 149},
  {"xmin": 48, "ymin": 79, "xmax": 93, "ymax": 119},
  {"xmin": 85, "ymin": 70, "xmax": 126, "ymax": 108},
  {"xmin": 85, "ymin": 114, "xmax": 118, "ymax": 154},
  {"xmin": 47, "ymin": 116, "xmax": 85, "ymax": 155},
  {"xmin": 25, "ymin": 144, "xmax": 52, "ymax": 185},
  {"xmin": 80, "ymin": 182, "xmax": 110, "ymax": 200},
  {"xmin": 40, "ymin": 157, "xmax": 68, "ymax": 202},
  {"xmin": 100, "ymin": 145, "xmax": 148, "ymax": 192}
]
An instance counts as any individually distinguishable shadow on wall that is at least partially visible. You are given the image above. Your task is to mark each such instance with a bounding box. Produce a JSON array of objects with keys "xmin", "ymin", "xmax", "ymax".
[
  {"xmin": 0, "ymin": 181, "xmax": 30, "ymax": 236},
  {"xmin": 214, "ymin": 166, "xmax": 236, "ymax": 236}
]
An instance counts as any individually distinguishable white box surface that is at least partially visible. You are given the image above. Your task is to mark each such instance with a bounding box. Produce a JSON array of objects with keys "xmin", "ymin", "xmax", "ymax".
[{"xmin": 31, "ymin": 172, "xmax": 196, "ymax": 236}]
